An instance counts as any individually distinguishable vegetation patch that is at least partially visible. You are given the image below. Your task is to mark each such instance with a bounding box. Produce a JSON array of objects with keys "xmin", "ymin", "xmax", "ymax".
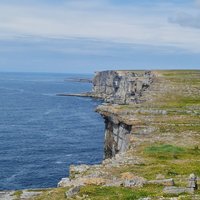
[
  {"xmin": 12, "ymin": 191, "xmax": 23, "ymax": 200},
  {"xmin": 79, "ymin": 185, "xmax": 162, "ymax": 200},
  {"xmin": 145, "ymin": 144, "xmax": 185, "ymax": 159},
  {"xmin": 34, "ymin": 187, "xmax": 68, "ymax": 200}
]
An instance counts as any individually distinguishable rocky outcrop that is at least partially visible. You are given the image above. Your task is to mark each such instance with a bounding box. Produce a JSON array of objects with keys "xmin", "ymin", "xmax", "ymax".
[
  {"xmin": 96, "ymin": 111, "xmax": 133, "ymax": 159},
  {"xmin": 103, "ymin": 118, "xmax": 131, "ymax": 159},
  {"xmin": 92, "ymin": 70, "xmax": 154, "ymax": 104}
]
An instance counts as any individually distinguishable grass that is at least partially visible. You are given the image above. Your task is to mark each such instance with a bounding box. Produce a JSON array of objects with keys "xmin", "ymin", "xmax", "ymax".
[
  {"xmin": 158, "ymin": 95, "xmax": 200, "ymax": 109},
  {"xmin": 145, "ymin": 144, "xmax": 185, "ymax": 155},
  {"xmin": 106, "ymin": 143, "xmax": 200, "ymax": 183},
  {"xmin": 79, "ymin": 185, "xmax": 163, "ymax": 200},
  {"xmin": 33, "ymin": 187, "xmax": 68, "ymax": 200},
  {"xmin": 12, "ymin": 191, "xmax": 23, "ymax": 200},
  {"xmin": 142, "ymin": 144, "xmax": 200, "ymax": 179},
  {"xmin": 33, "ymin": 185, "xmax": 163, "ymax": 200}
]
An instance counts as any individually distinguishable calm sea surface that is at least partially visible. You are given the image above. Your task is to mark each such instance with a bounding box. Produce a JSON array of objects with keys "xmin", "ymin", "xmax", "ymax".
[{"xmin": 0, "ymin": 72, "xmax": 104, "ymax": 190}]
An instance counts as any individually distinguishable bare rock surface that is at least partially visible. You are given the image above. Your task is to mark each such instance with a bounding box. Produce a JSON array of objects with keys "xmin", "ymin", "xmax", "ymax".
[
  {"xmin": 93, "ymin": 70, "xmax": 154, "ymax": 104},
  {"xmin": 0, "ymin": 191, "xmax": 14, "ymax": 200}
]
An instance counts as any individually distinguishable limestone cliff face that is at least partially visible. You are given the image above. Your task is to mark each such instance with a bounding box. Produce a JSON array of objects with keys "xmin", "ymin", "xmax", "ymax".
[
  {"xmin": 103, "ymin": 116, "xmax": 132, "ymax": 159},
  {"xmin": 94, "ymin": 70, "xmax": 155, "ymax": 159},
  {"xmin": 96, "ymin": 104, "xmax": 138, "ymax": 159},
  {"xmin": 92, "ymin": 70, "xmax": 154, "ymax": 104}
]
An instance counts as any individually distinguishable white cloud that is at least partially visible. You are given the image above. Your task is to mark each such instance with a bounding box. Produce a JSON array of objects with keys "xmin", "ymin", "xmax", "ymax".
[{"xmin": 0, "ymin": 0, "xmax": 200, "ymax": 53}]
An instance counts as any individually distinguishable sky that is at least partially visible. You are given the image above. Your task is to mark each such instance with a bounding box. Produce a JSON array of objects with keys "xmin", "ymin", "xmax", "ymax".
[{"xmin": 0, "ymin": 0, "xmax": 200, "ymax": 73}]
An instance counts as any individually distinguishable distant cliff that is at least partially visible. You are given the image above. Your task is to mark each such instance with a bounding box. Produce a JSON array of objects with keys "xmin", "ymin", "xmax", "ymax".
[{"xmin": 92, "ymin": 70, "xmax": 154, "ymax": 104}]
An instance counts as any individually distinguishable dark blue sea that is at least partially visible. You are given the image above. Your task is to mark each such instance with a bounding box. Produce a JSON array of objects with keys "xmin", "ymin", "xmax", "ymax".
[{"xmin": 0, "ymin": 72, "xmax": 104, "ymax": 190}]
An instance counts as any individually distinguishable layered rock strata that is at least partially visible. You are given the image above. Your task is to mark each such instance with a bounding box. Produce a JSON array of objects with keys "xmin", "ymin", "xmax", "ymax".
[
  {"xmin": 92, "ymin": 70, "xmax": 154, "ymax": 104},
  {"xmin": 95, "ymin": 70, "xmax": 155, "ymax": 158}
]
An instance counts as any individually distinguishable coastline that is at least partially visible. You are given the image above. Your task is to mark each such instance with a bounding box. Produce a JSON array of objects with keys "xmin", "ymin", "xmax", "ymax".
[{"xmin": 1, "ymin": 70, "xmax": 200, "ymax": 200}]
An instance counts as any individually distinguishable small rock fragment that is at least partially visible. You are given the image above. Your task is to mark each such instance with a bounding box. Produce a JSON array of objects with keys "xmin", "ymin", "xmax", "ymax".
[{"xmin": 188, "ymin": 173, "xmax": 198, "ymax": 190}]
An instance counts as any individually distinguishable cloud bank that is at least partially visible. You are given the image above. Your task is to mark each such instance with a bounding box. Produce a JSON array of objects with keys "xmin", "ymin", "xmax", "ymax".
[
  {"xmin": 0, "ymin": 0, "xmax": 199, "ymax": 73},
  {"xmin": 0, "ymin": 0, "xmax": 200, "ymax": 53}
]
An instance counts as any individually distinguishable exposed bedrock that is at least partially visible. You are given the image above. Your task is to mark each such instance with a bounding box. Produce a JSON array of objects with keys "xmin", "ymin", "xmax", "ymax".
[
  {"xmin": 104, "ymin": 116, "xmax": 132, "ymax": 159},
  {"xmin": 92, "ymin": 70, "xmax": 154, "ymax": 104}
]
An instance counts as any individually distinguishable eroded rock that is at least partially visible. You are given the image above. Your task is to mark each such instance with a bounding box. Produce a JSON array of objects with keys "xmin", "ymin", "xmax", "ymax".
[{"xmin": 93, "ymin": 70, "xmax": 154, "ymax": 105}]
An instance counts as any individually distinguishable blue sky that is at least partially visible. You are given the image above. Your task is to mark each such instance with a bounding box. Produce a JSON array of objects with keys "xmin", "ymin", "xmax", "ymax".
[{"xmin": 0, "ymin": 0, "xmax": 200, "ymax": 73}]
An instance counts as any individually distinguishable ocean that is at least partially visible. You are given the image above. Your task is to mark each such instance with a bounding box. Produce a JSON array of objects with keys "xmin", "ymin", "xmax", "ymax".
[{"xmin": 0, "ymin": 72, "xmax": 104, "ymax": 190}]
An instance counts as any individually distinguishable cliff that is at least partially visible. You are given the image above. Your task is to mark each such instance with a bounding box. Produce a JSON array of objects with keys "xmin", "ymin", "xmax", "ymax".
[
  {"xmin": 92, "ymin": 70, "xmax": 154, "ymax": 104},
  {"xmin": 6, "ymin": 70, "xmax": 200, "ymax": 200},
  {"xmin": 93, "ymin": 70, "xmax": 155, "ymax": 158},
  {"xmin": 57, "ymin": 70, "xmax": 154, "ymax": 104}
]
